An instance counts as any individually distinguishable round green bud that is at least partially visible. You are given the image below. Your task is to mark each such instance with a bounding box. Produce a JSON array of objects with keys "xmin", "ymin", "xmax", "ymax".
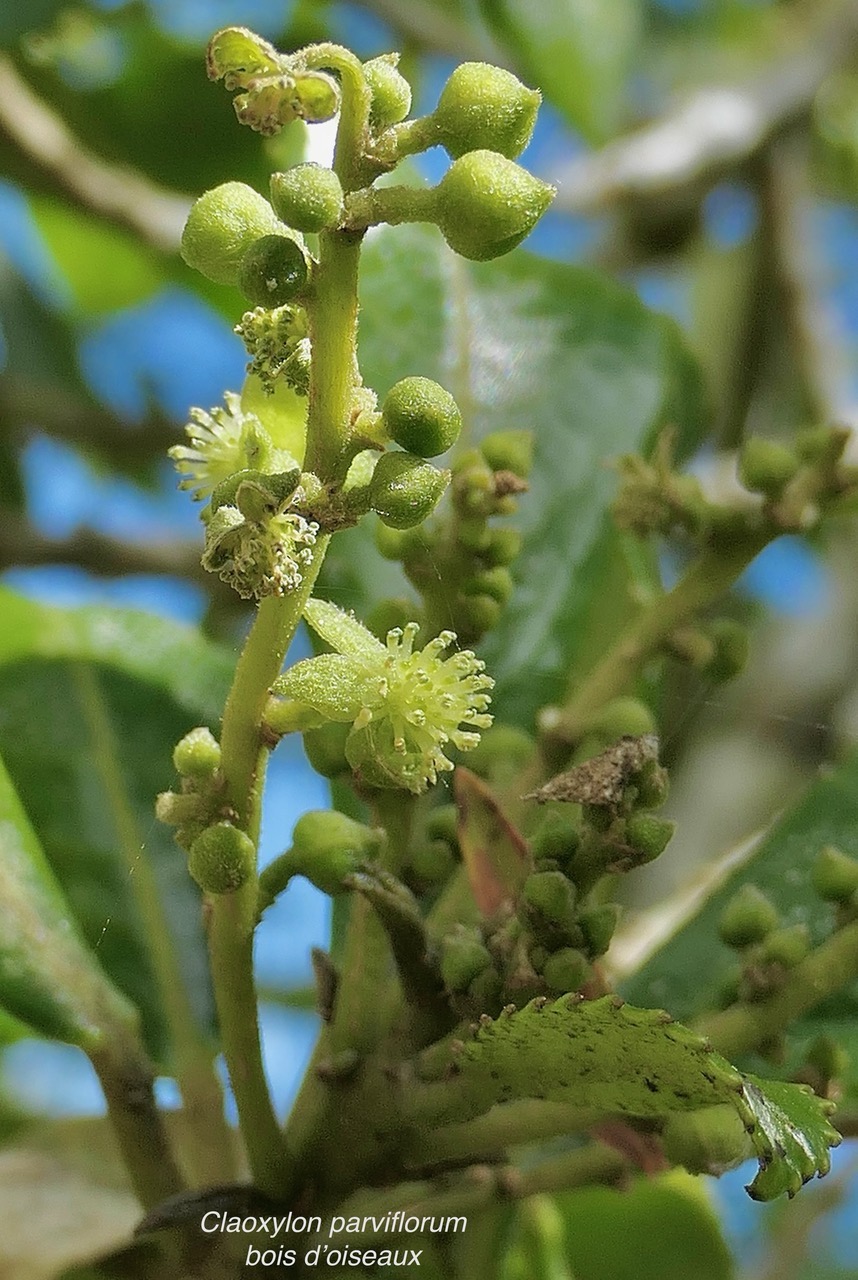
[
  {"xmin": 707, "ymin": 618, "xmax": 749, "ymax": 684},
  {"xmin": 381, "ymin": 377, "xmax": 462, "ymax": 458},
  {"xmin": 589, "ymin": 696, "xmax": 656, "ymax": 743},
  {"xmin": 480, "ymin": 429, "xmax": 533, "ymax": 478},
  {"xmin": 291, "ymin": 810, "xmax": 382, "ymax": 895},
  {"xmin": 155, "ymin": 789, "xmax": 203, "ymax": 826},
  {"xmin": 579, "ymin": 904, "xmax": 621, "ymax": 958},
  {"xmin": 531, "ymin": 814, "xmax": 580, "ymax": 866},
  {"xmin": 269, "ymin": 164, "xmax": 344, "ymax": 233},
  {"xmin": 410, "ymin": 838, "xmax": 456, "ymax": 885},
  {"xmin": 482, "ymin": 528, "xmax": 522, "ymax": 568},
  {"xmin": 463, "ymin": 566, "xmax": 514, "ymax": 605},
  {"xmin": 181, "ymin": 182, "xmax": 283, "ymax": 286},
  {"xmin": 760, "ymin": 923, "xmax": 810, "ymax": 969},
  {"xmin": 434, "ymin": 62, "xmax": 541, "ymax": 160},
  {"xmin": 436, "ymin": 151, "xmax": 554, "ymax": 262},
  {"xmin": 456, "ymin": 593, "xmax": 501, "ymax": 641},
  {"xmin": 425, "ymin": 803, "xmax": 459, "ymax": 847},
  {"xmin": 440, "ymin": 927, "xmax": 493, "ymax": 992},
  {"xmin": 812, "ymin": 844, "xmax": 858, "ymax": 903},
  {"xmin": 635, "ymin": 760, "xmax": 670, "ymax": 810},
  {"xmin": 467, "ymin": 964, "xmax": 502, "ymax": 1009},
  {"xmin": 365, "ymin": 597, "xmax": 420, "ymax": 640},
  {"xmin": 521, "ymin": 871, "xmax": 577, "ymax": 931},
  {"xmin": 738, "ymin": 437, "xmax": 800, "ymax": 497},
  {"xmin": 172, "ymin": 727, "xmax": 221, "ymax": 779},
  {"xmin": 462, "ymin": 724, "xmax": 534, "ymax": 785},
  {"xmin": 718, "ymin": 884, "xmax": 780, "ymax": 948},
  {"xmin": 542, "ymin": 947, "xmax": 590, "ymax": 994},
  {"xmin": 188, "ymin": 823, "xmax": 255, "ymax": 894},
  {"xmin": 238, "ymin": 234, "xmax": 310, "ymax": 308},
  {"xmin": 625, "ymin": 814, "xmax": 675, "ymax": 864},
  {"xmin": 456, "ymin": 518, "xmax": 492, "ymax": 553},
  {"xmin": 302, "ymin": 721, "xmax": 351, "ymax": 779},
  {"xmin": 662, "ymin": 1106, "xmax": 750, "ymax": 1176},
  {"xmin": 364, "ymin": 54, "xmax": 412, "ymax": 129},
  {"xmin": 370, "ymin": 452, "xmax": 450, "ymax": 529}
]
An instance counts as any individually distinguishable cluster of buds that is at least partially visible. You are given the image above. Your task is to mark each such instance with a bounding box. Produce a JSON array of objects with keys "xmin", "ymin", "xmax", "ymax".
[{"xmin": 716, "ymin": 885, "xmax": 810, "ymax": 1016}]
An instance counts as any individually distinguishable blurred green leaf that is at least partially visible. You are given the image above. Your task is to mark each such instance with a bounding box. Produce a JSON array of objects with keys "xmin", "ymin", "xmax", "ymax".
[
  {"xmin": 0, "ymin": 589, "xmax": 234, "ymax": 1057},
  {"xmin": 0, "ymin": 0, "xmax": 65, "ymax": 46},
  {"xmin": 0, "ymin": 751, "xmax": 133, "ymax": 1046},
  {"xmin": 358, "ymin": 223, "xmax": 705, "ymax": 728},
  {"xmin": 552, "ymin": 1170, "xmax": 734, "ymax": 1280},
  {"xmin": 480, "ymin": 0, "xmax": 642, "ymax": 143}
]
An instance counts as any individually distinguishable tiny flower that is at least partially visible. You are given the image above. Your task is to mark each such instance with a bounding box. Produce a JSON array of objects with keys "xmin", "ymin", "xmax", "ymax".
[
  {"xmin": 202, "ymin": 501, "xmax": 318, "ymax": 599},
  {"xmin": 235, "ymin": 305, "xmax": 311, "ymax": 395},
  {"xmin": 275, "ymin": 599, "xmax": 494, "ymax": 794},
  {"xmin": 169, "ymin": 392, "xmax": 293, "ymax": 501}
]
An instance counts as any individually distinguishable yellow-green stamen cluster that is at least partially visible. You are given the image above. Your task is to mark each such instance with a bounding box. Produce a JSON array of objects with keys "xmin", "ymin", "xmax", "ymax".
[
  {"xmin": 235, "ymin": 304, "xmax": 311, "ymax": 395},
  {"xmin": 347, "ymin": 624, "xmax": 494, "ymax": 792},
  {"xmin": 169, "ymin": 392, "xmax": 286, "ymax": 501},
  {"xmin": 201, "ymin": 502, "xmax": 318, "ymax": 599}
]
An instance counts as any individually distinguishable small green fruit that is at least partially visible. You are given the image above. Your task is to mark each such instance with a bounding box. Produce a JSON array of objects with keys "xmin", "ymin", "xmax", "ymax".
[
  {"xmin": 531, "ymin": 814, "xmax": 580, "ymax": 865},
  {"xmin": 812, "ymin": 844, "xmax": 858, "ymax": 902},
  {"xmin": 456, "ymin": 592, "xmax": 501, "ymax": 639},
  {"xmin": 172, "ymin": 727, "xmax": 221, "ymax": 779},
  {"xmin": 381, "ymin": 377, "xmax": 462, "ymax": 458},
  {"xmin": 269, "ymin": 164, "xmax": 344, "ymax": 233},
  {"xmin": 425, "ymin": 804, "xmax": 459, "ymax": 846},
  {"xmin": 521, "ymin": 871, "xmax": 577, "ymax": 932},
  {"xmin": 181, "ymin": 182, "xmax": 283, "ymax": 286},
  {"xmin": 480, "ymin": 429, "xmax": 533, "ymax": 478},
  {"xmin": 589, "ymin": 697, "xmax": 656, "ymax": 743},
  {"xmin": 625, "ymin": 814, "xmax": 675, "ymax": 864},
  {"xmin": 188, "ymin": 822, "xmax": 255, "ymax": 894},
  {"xmin": 436, "ymin": 151, "xmax": 554, "ymax": 262},
  {"xmin": 291, "ymin": 810, "xmax": 382, "ymax": 894},
  {"xmin": 434, "ymin": 62, "xmax": 541, "ymax": 160},
  {"xmin": 364, "ymin": 54, "xmax": 412, "ymax": 129},
  {"xmin": 410, "ymin": 838, "xmax": 456, "ymax": 885},
  {"xmin": 482, "ymin": 528, "xmax": 522, "ymax": 567},
  {"xmin": 238, "ymin": 234, "xmax": 309, "ymax": 307},
  {"xmin": 440, "ymin": 927, "xmax": 493, "ymax": 991},
  {"xmin": 738, "ymin": 437, "xmax": 800, "ymax": 497},
  {"xmin": 370, "ymin": 452, "xmax": 450, "ymax": 529},
  {"xmin": 463, "ymin": 566, "xmax": 514, "ymax": 605},
  {"xmin": 718, "ymin": 884, "xmax": 780, "ymax": 948},
  {"xmin": 760, "ymin": 924, "xmax": 810, "ymax": 969},
  {"xmin": 542, "ymin": 947, "xmax": 590, "ymax": 994},
  {"xmin": 302, "ymin": 721, "xmax": 351, "ymax": 779},
  {"xmin": 579, "ymin": 904, "xmax": 621, "ymax": 958}
]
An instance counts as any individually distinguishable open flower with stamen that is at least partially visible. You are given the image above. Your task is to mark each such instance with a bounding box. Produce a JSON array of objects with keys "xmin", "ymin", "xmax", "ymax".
[
  {"xmin": 202, "ymin": 503, "xmax": 318, "ymax": 599},
  {"xmin": 273, "ymin": 598, "xmax": 494, "ymax": 793},
  {"xmin": 169, "ymin": 391, "xmax": 291, "ymax": 501}
]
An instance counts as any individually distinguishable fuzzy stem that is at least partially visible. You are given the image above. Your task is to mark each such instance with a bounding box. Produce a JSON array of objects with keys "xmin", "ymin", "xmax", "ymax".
[
  {"xmin": 344, "ymin": 183, "xmax": 438, "ymax": 231},
  {"xmin": 696, "ymin": 919, "xmax": 858, "ymax": 1059},
  {"xmin": 404, "ymin": 1099, "xmax": 599, "ymax": 1165}
]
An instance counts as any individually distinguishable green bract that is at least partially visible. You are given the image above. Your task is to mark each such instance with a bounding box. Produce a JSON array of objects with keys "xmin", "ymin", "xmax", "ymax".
[
  {"xmin": 434, "ymin": 61, "xmax": 541, "ymax": 159},
  {"xmin": 364, "ymin": 53, "xmax": 412, "ymax": 129},
  {"xmin": 238, "ymin": 233, "xmax": 310, "ymax": 307},
  {"xmin": 436, "ymin": 151, "xmax": 555, "ymax": 261},
  {"xmin": 180, "ymin": 182, "xmax": 283, "ymax": 286},
  {"xmin": 381, "ymin": 376, "xmax": 462, "ymax": 457},
  {"xmin": 270, "ymin": 164, "xmax": 344, "ymax": 233},
  {"xmin": 369, "ymin": 451, "xmax": 450, "ymax": 528}
]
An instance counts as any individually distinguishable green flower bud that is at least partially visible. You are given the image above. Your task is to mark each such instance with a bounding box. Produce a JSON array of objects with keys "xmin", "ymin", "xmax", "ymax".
[
  {"xmin": 521, "ymin": 871, "xmax": 577, "ymax": 933},
  {"xmin": 370, "ymin": 452, "xmax": 450, "ymax": 529},
  {"xmin": 269, "ymin": 164, "xmax": 344, "ymax": 233},
  {"xmin": 480, "ymin": 429, "xmax": 533, "ymax": 478},
  {"xmin": 373, "ymin": 520, "xmax": 424, "ymax": 561},
  {"xmin": 434, "ymin": 62, "xmax": 541, "ymax": 160},
  {"xmin": 760, "ymin": 923, "xmax": 810, "ymax": 969},
  {"xmin": 463, "ymin": 724, "xmax": 534, "ymax": 785},
  {"xmin": 482, "ymin": 528, "xmax": 522, "ymax": 567},
  {"xmin": 588, "ymin": 696, "xmax": 656, "ymax": 743},
  {"xmin": 625, "ymin": 814, "xmax": 675, "ymax": 864},
  {"xmin": 172, "ymin": 727, "xmax": 221, "ymax": 779},
  {"xmin": 718, "ymin": 884, "xmax": 780, "ymax": 948},
  {"xmin": 463, "ymin": 566, "xmax": 514, "ymax": 606},
  {"xmin": 531, "ymin": 814, "xmax": 580, "ymax": 866},
  {"xmin": 410, "ymin": 838, "xmax": 456, "ymax": 885},
  {"xmin": 804, "ymin": 1034, "xmax": 849, "ymax": 1083},
  {"xmin": 542, "ymin": 947, "xmax": 590, "ymax": 994},
  {"xmin": 467, "ymin": 964, "xmax": 502, "ymax": 1009},
  {"xmin": 440, "ymin": 927, "xmax": 493, "ymax": 992},
  {"xmin": 155, "ymin": 790, "xmax": 203, "ymax": 826},
  {"xmin": 238, "ymin": 234, "xmax": 310, "ymax": 308},
  {"xmin": 181, "ymin": 182, "xmax": 283, "ymax": 286},
  {"xmin": 365, "ymin": 598, "xmax": 420, "ymax": 640},
  {"xmin": 188, "ymin": 822, "xmax": 255, "ymax": 894},
  {"xmin": 364, "ymin": 54, "xmax": 412, "ymax": 129},
  {"xmin": 381, "ymin": 377, "xmax": 462, "ymax": 458},
  {"xmin": 579, "ymin": 903, "xmax": 621, "ymax": 958},
  {"xmin": 662, "ymin": 1106, "xmax": 750, "ymax": 1175},
  {"xmin": 635, "ymin": 760, "xmax": 669, "ymax": 810},
  {"xmin": 738, "ymin": 437, "xmax": 800, "ymax": 497},
  {"xmin": 425, "ymin": 804, "xmax": 459, "ymax": 847},
  {"xmin": 812, "ymin": 845, "xmax": 858, "ymax": 902},
  {"xmin": 291, "ymin": 810, "xmax": 382, "ymax": 895},
  {"xmin": 302, "ymin": 721, "xmax": 351, "ymax": 779},
  {"xmin": 795, "ymin": 424, "xmax": 848, "ymax": 465},
  {"xmin": 706, "ymin": 618, "xmax": 749, "ymax": 684},
  {"xmin": 436, "ymin": 151, "xmax": 554, "ymax": 262}
]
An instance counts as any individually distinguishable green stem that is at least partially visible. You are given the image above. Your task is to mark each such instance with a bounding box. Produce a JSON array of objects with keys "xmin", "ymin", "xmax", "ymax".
[
  {"xmin": 209, "ymin": 538, "xmax": 329, "ymax": 1198},
  {"xmin": 302, "ymin": 43, "xmax": 372, "ymax": 193},
  {"xmin": 696, "ymin": 920, "xmax": 858, "ymax": 1059},
  {"xmin": 73, "ymin": 664, "xmax": 235, "ymax": 1185},
  {"xmin": 404, "ymin": 1100, "xmax": 599, "ymax": 1164},
  {"xmin": 344, "ymin": 183, "xmax": 437, "ymax": 231},
  {"xmin": 304, "ymin": 231, "xmax": 363, "ymax": 482}
]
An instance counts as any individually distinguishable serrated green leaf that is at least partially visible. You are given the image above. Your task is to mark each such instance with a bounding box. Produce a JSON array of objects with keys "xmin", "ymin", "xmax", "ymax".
[
  {"xmin": 741, "ymin": 1075, "xmax": 840, "ymax": 1201},
  {"xmin": 0, "ymin": 752, "xmax": 133, "ymax": 1047},
  {"xmin": 358, "ymin": 224, "xmax": 706, "ymax": 729}
]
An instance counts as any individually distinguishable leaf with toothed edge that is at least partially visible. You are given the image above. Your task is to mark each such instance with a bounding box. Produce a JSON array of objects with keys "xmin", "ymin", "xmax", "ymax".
[{"xmin": 404, "ymin": 995, "xmax": 840, "ymax": 1199}]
